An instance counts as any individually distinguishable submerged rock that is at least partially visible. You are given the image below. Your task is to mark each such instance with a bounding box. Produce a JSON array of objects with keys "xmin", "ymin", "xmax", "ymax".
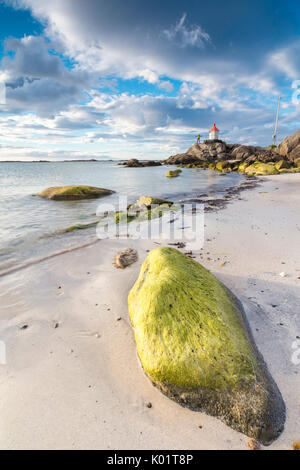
[
  {"xmin": 128, "ymin": 247, "xmax": 285, "ymax": 444},
  {"xmin": 39, "ymin": 185, "xmax": 115, "ymax": 201}
]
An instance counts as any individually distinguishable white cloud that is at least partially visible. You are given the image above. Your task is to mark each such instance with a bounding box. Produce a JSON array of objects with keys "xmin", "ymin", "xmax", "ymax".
[
  {"xmin": 163, "ymin": 13, "xmax": 211, "ymax": 48},
  {"xmin": 1, "ymin": 0, "xmax": 300, "ymax": 159},
  {"xmin": 158, "ymin": 80, "xmax": 174, "ymax": 92},
  {"xmin": 268, "ymin": 41, "xmax": 300, "ymax": 80}
]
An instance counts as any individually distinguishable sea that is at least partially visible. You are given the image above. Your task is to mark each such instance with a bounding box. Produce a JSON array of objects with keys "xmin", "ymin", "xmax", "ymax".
[{"xmin": 0, "ymin": 161, "xmax": 244, "ymax": 275}]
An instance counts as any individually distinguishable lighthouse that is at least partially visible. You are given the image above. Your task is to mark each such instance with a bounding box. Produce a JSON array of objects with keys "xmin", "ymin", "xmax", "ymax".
[{"xmin": 209, "ymin": 123, "xmax": 219, "ymax": 140}]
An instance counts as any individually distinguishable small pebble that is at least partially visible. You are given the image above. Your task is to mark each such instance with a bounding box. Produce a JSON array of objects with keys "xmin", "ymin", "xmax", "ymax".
[
  {"xmin": 20, "ymin": 324, "xmax": 28, "ymax": 330},
  {"xmin": 146, "ymin": 402, "xmax": 152, "ymax": 409},
  {"xmin": 116, "ymin": 317, "xmax": 122, "ymax": 321},
  {"xmin": 279, "ymin": 272, "xmax": 287, "ymax": 277}
]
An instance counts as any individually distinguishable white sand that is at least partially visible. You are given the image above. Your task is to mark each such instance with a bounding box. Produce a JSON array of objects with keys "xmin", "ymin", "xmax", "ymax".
[{"xmin": 0, "ymin": 174, "xmax": 299, "ymax": 450}]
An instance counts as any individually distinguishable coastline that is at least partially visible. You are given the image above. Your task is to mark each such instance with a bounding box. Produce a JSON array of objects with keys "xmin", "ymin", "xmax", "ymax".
[{"xmin": 0, "ymin": 173, "xmax": 299, "ymax": 450}]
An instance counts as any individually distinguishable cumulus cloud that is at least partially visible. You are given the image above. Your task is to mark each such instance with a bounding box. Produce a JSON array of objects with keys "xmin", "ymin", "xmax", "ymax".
[{"xmin": 1, "ymin": 0, "xmax": 300, "ymax": 159}]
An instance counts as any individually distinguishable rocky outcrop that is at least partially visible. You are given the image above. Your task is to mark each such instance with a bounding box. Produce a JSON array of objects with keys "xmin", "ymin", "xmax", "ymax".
[
  {"xmin": 39, "ymin": 185, "xmax": 115, "ymax": 201},
  {"xmin": 165, "ymin": 142, "xmax": 231, "ymax": 165},
  {"xmin": 277, "ymin": 129, "xmax": 300, "ymax": 161},
  {"xmin": 165, "ymin": 142, "xmax": 284, "ymax": 166},
  {"xmin": 121, "ymin": 159, "xmax": 161, "ymax": 167},
  {"xmin": 244, "ymin": 162, "xmax": 279, "ymax": 176},
  {"xmin": 129, "ymin": 247, "xmax": 285, "ymax": 444}
]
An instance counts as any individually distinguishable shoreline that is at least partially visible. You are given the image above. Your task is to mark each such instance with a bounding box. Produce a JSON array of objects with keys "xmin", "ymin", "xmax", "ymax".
[
  {"xmin": 0, "ymin": 173, "xmax": 299, "ymax": 449},
  {"xmin": 0, "ymin": 170, "xmax": 250, "ymax": 278}
]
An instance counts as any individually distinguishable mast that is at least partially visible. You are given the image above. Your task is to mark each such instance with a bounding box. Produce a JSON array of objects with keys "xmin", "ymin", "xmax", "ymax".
[{"xmin": 272, "ymin": 96, "xmax": 281, "ymax": 146}]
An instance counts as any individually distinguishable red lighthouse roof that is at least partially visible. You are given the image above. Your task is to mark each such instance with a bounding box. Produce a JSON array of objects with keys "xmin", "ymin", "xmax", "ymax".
[{"xmin": 209, "ymin": 123, "xmax": 219, "ymax": 132}]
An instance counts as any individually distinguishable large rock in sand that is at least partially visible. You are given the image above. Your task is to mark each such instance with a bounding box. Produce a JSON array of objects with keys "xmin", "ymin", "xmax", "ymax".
[
  {"xmin": 128, "ymin": 247, "xmax": 285, "ymax": 444},
  {"xmin": 244, "ymin": 162, "xmax": 279, "ymax": 175},
  {"xmin": 277, "ymin": 129, "xmax": 300, "ymax": 160},
  {"xmin": 39, "ymin": 185, "xmax": 115, "ymax": 200}
]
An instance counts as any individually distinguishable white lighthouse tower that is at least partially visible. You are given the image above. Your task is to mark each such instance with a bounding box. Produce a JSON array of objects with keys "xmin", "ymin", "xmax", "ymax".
[{"xmin": 209, "ymin": 123, "xmax": 219, "ymax": 140}]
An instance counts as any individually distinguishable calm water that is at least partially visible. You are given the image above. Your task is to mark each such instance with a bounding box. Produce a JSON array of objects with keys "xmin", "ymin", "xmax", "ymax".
[{"xmin": 0, "ymin": 161, "xmax": 244, "ymax": 273}]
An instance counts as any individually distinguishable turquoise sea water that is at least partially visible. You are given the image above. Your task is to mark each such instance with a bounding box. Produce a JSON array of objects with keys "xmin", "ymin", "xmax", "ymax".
[{"xmin": 0, "ymin": 161, "xmax": 244, "ymax": 274}]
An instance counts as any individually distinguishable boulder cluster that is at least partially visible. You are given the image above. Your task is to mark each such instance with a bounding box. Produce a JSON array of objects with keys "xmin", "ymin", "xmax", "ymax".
[
  {"xmin": 163, "ymin": 129, "xmax": 300, "ymax": 175},
  {"xmin": 120, "ymin": 158, "xmax": 161, "ymax": 167}
]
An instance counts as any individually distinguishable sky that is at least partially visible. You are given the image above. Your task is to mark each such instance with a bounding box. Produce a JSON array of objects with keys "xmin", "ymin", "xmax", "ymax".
[{"xmin": 0, "ymin": 0, "xmax": 300, "ymax": 161}]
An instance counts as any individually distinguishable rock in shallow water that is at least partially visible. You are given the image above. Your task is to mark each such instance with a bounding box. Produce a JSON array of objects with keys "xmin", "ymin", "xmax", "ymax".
[
  {"xmin": 128, "ymin": 247, "xmax": 285, "ymax": 444},
  {"xmin": 166, "ymin": 170, "xmax": 182, "ymax": 178},
  {"xmin": 39, "ymin": 185, "xmax": 115, "ymax": 200}
]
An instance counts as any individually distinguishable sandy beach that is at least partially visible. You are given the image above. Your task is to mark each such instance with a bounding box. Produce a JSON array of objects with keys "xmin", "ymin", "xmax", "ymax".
[{"xmin": 0, "ymin": 173, "xmax": 299, "ymax": 450}]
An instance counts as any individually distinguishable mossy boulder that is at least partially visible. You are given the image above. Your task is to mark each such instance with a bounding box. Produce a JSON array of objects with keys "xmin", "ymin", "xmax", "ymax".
[
  {"xmin": 294, "ymin": 158, "xmax": 300, "ymax": 168},
  {"xmin": 275, "ymin": 160, "xmax": 291, "ymax": 171},
  {"xmin": 238, "ymin": 161, "xmax": 250, "ymax": 173},
  {"xmin": 166, "ymin": 169, "xmax": 181, "ymax": 178},
  {"xmin": 129, "ymin": 248, "xmax": 285, "ymax": 444},
  {"xmin": 278, "ymin": 167, "xmax": 300, "ymax": 174},
  {"xmin": 135, "ymin": 196, "xmax": 173, "ymax": 208},
  {"xmin": 215, "ymin": 161, "xmax": 231, "ymax": 172},
  {"xmin": 244, "ymin": 162, "xmax": 279, "ymax": 176},
  {"xmin": 39, "ymin": 185, "xmax": 115, "ymax": 201}
]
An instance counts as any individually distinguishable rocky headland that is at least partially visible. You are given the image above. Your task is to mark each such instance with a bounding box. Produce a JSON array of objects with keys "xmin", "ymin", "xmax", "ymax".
[{"xmin": 163, "ymin": 129, "xmax": 300, "ymax": 176}]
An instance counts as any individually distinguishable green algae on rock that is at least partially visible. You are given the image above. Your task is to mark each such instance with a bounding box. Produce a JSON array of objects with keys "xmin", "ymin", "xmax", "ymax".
[
  {"xmin": 244, "ymin": 162, "xmax": 279, "ymax": 176},
  {"xmin": 128, "ymin": 247, "xmax": 285, "ymax": 444},
  {"xmin": 65, "ymin": 221, "xmax": 99, "ymax": 232},
  {"xmin": 215, "ymin": 161, "xmax": 231, "ymax": 172},
  {"xmin": 135, "ymin": 196, "xmax": 173, "ymax": 208},
  {"xmin": 39, "ymin": 185, "xmax": 115, "ymax": 201},
  {"xmin": 238, "ymin": 161, "xmax": 250, "ymax": 173},
  {"xmin": 275, "ymin": 160, "xmax": 291, "ymax": 171},
  {"xmin": 166, "ymin": 169, "xmax": 182, "ymax": 178}
]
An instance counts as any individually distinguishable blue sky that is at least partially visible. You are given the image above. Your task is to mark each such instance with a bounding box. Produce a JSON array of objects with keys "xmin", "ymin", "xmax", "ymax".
[{"xmin": 0, "ymin": 0, "xmax": 300, "ymax": 160}]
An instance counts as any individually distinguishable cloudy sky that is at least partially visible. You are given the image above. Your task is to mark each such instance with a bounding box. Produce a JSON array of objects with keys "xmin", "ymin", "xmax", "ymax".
[{"xmin": 0, "ymin": 0, "xmax": 300, "ymax": 160}]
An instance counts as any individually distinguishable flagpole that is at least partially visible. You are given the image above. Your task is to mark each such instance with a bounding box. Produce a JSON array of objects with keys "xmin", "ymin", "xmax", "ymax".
[{"xmin": 272, "ymin": 96, "xmax": 281, "ymax": 146}]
